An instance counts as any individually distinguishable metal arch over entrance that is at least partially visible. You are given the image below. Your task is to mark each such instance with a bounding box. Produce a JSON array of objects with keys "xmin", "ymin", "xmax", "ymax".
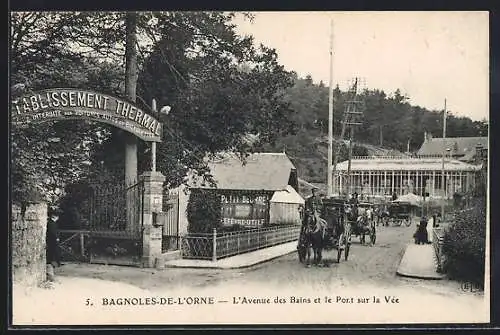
[{"xmin": 11, "ymin": 88, "xmax": 162, "ymax": 142}]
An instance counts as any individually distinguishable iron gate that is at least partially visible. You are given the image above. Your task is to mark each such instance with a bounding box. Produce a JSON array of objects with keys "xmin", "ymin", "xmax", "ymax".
[
  {"xmin": 59, "ymin": 180, "xmax": 145, "ymax": 266},
  {"xmin": 87, "ymin": 180, "xmax": 145, "ymax": 265}
]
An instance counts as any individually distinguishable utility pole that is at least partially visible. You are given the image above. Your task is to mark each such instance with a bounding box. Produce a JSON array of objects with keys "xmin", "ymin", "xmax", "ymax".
[
  {"xmin": 347, "ymin": 127, "xmax": 354, "ymax": 194},
  {"xmin": 327, "ymin": 19, "xmax": 334, "ymax": 198},
  {"xmin": 379, "ymin": 125, "xmax": 383, "ymax": 147},
  {"xmin": 441, "ymin": 99, "xmax": 447, "ymax": 221},
  {"xmin": 333, "ymin": 78, "xmax": 363, "ymax": 197}
]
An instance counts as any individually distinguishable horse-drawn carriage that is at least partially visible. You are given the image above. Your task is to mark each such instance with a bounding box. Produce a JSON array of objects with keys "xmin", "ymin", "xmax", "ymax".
[
  {"xmin": 297, "ymin": 197, "xmax": 351, "ymax": 265},
  {"xmin": 387, "ymin": 201, "xmax": 413, "ymax": 227},
  {"xmin": 347, "ymin": 201, "xmax": 376, "ymax": 246}
]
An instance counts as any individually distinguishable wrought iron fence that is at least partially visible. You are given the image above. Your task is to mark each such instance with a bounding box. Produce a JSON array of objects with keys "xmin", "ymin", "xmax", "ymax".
[
  {"xmin": 58, "ymin": 181, "xmax": 145, "ymax": 265},
  {"xmin": 180, "ymin": 234, "xmax": 213, "ymax": 260},
  {"xmin": 86, "ymin": 181, "xmax": 145, "ymax": 265},
  {"xmin": 180, "ymin": 225, "xmax": 301, "ymax": 260}
]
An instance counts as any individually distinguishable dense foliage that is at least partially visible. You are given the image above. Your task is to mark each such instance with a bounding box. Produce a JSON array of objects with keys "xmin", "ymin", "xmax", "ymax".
[
  {"xmin": 442, "ymin": 197, "xmax": 486, "ymax": 287},
  {"xmin": 263, "ymin": 76, "xmax": 488, "ymax": 182},
  {"xmin": 186, "ymin": 189, "xmax": 222, "ymax": 234},
  {"xmin": 10, "ymin": 12, "xmax": 296, "ymax": 207},
  {"xmin": 441, "ymin": 155, "xmax": 487, "ymax": 287}
]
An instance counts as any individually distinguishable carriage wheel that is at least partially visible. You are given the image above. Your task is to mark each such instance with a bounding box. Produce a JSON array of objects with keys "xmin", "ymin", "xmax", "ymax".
[
  {"xmin": 405, "ymin": 218, "xmax": 412, "ymax": 227},
  {"xmin": 344, "ymin": 238, "xmax": 350, "ymax": 261}
]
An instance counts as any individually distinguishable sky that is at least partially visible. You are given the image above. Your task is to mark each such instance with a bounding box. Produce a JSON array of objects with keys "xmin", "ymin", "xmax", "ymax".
[{"xmin": 232, "ymin": 11, "xmax": 489, "ymax": 121}]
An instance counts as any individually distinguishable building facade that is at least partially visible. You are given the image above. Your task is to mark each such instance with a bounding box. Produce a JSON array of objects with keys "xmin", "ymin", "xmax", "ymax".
[{"xmin": 334, "ymin": 156, "xmax": 482, "ymax": 198}]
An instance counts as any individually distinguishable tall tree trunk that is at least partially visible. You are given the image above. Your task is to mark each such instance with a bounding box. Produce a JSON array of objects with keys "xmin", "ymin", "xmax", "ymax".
[
  {"xmin": 125, "ymin": 13, "xmax": 138, "ymax": 233},
  {"xmin": 125, "ymin": 12, "xmax": 138, "ymax": 103},
  {"xmin": 124, "ymin": 12, "xmax": 138, "ymax": 187}
]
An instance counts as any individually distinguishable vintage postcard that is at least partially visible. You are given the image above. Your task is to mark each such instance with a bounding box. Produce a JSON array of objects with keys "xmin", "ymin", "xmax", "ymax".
[{"xmin": 9, "ymin": 11, "xmax": 490, "ymax": 326}]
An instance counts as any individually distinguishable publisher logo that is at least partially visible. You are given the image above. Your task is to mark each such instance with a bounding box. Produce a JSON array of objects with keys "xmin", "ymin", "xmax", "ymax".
[{"xmin": 460, "ymin": 281, "xmax": 482, "ymax": 293}]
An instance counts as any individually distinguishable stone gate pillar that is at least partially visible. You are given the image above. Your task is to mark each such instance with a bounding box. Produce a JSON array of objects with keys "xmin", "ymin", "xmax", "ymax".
[{"xmin": 140, "ymin": 171, "xmax": 166, "ymax": 268}]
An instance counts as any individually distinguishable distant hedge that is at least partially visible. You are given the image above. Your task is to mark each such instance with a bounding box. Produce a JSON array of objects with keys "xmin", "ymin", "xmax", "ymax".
[{"xmin": 442, "ymin": 198, "xmax": 486, "ymax": 288}]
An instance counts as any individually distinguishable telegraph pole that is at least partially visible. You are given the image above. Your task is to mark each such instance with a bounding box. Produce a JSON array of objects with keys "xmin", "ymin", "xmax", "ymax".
[
  {"xmin": 327, "ymin": 19, "xmax": 334, "ymax": 197},
  {"xmin": 441, "ymin": 99, "xmax": 447, "ymax": 221}
]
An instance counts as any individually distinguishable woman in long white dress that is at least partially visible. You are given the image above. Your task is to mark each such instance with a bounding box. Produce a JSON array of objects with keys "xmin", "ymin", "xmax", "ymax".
[{"xmin": 426, "ymin": 215, "xmax": 434, "ymax": 243}]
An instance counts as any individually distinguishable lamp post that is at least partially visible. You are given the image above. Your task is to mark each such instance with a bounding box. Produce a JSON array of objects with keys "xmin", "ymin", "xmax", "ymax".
[{"xmin": 151, "ymin": 98, "xmax": 171, "ymax": 172}]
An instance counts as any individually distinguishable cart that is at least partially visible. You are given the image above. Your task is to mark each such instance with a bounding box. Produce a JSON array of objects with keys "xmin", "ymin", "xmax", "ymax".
[
  {"xmin": 321, "ymin": 198, "xmax": 351, "ymax": 262},
  {"xmin": 349, "ymin": 201, "xmax": 376, "ymax": 245},
  {"xmin": 388, "ymin": 201, "xmax": 413, "ymax": 227}
]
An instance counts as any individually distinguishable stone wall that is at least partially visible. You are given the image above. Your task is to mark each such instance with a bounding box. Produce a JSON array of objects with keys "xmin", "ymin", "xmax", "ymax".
[{"xmin": 11, "ymin": 203, "xmax": 47, "ymax": 286}]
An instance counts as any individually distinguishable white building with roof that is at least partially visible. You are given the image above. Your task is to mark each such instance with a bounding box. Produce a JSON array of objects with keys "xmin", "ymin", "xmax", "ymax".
[
  {"xmin": 173, "ymin": 152, "xmax": 304, "ymax": 234},
  {"xmin": 334, "ymin": 156, "xmax": 482, "ymax": 199},
  {"xmin": 417, "ymin": 134, "xmax": 488, "ymax": 163}
]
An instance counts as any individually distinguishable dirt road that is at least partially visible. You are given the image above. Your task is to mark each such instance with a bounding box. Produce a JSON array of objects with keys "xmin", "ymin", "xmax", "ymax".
[
  {"xmin": 55, "ymin": 224, "xmax": 479, "ymax": 297},
  {"xmin": 14, "ymin": 224, "xmax": 488, "ymax": 325}
]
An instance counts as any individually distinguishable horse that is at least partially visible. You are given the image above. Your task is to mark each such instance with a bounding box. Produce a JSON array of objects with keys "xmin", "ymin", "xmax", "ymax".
[
  {"xmin": 297, "ymin": 223, "xmax": 312, "ymax": 264},
  {"xmin": 377, "ymin": 206, "xmax": 390, "ymax": 226},
  {"xmin": 300, "ymin": 210, "xmax": 327, "ymax": 266},
  {"xmin": 353, "ymin": 213, "xmax": 374, "ymax": 246}
]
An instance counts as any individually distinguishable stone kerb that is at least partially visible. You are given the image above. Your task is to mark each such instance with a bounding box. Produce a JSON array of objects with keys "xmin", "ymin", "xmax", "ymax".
[
  {"xmin": 11, "ymin": 203, "xmax": 48, "ymax": 287},
  {"xmin": 139, "ymin": 171, "xmax": 166, "ymax": 268}
]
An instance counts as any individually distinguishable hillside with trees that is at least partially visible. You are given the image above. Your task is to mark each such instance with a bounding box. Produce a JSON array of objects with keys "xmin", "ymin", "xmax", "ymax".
[{"xmin": 261, "ymin": 75, "xmax": 488, "ymax": 183}]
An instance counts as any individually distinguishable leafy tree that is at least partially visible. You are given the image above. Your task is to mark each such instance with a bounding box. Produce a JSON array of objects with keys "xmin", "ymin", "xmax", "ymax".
[
  {"xmin": 135, "ymin": 12, "xmax": 296, "ymax": 187},
  {"xmin": 10, "ymin": 11, "xmax": 297, "ymax": 205}
]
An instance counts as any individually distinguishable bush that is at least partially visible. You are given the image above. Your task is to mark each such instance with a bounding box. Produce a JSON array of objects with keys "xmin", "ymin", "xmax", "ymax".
[
  {"xmin": 442, "ymin": 197, "xmax": 486, "ymax": 287},
  {"xmin": 186, "ymin": 189, "xmax": 221, "ymax": 234}
]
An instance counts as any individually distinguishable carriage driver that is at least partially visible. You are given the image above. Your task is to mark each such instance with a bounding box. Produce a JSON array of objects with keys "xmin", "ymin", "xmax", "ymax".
[
  {"xmin": 305, "ymin": 188, "xmax": 327, "ymax": 231},
  {"xmin": 305, "ymin": 188, "xmax": 323, "ymax": 215}
]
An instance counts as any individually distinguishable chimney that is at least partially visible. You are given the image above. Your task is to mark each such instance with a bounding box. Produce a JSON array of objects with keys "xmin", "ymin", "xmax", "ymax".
[
  {"xmin": 428, "ymin": 133, "xmax": 433, "ymax": 141},
  {"xmin": 424, "ymin": 131, "xmax": 427, "ymax": 142}
]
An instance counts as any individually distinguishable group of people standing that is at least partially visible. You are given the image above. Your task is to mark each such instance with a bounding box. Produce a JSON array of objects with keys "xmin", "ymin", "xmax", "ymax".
[{"xmin": 414, "ymin": 213, "xmax": 439, "ymax": 244}]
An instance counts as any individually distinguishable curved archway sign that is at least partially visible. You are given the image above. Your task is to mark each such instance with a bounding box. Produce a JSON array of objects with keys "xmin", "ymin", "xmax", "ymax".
[{"xmin": 11, "ymin": 88, "xmax": 162, "ymax": 142}]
